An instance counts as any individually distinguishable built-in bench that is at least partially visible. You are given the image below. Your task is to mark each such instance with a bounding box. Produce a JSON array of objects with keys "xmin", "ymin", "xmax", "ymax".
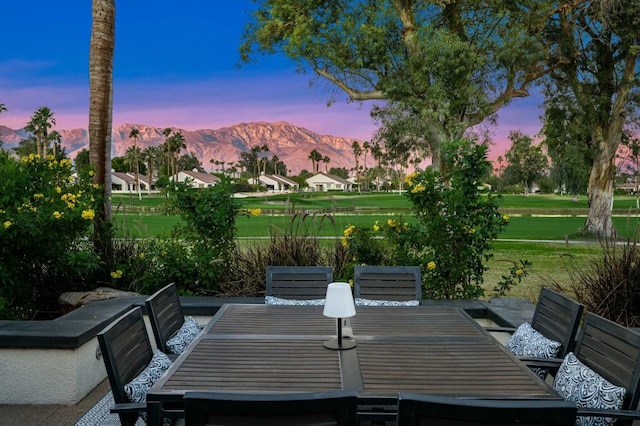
[{"xmin": 0, "ymin": 296, "xmax": 533, "ymax": 405}]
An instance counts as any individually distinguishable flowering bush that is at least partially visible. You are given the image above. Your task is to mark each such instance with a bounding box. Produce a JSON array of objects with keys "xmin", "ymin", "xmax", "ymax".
[
  {"xmin": 342, "ymin": 140, "xmax": 515, "ymax": 299},
  {"xmin": 0, "ymin": 152, "xmax": 102, "ymax": 318}
]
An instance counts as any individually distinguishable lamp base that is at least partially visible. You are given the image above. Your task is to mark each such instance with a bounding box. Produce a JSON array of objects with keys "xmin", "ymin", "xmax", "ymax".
[{"xmin": 323, "ymin": 338, "xmax": 357, "ymax": 350}]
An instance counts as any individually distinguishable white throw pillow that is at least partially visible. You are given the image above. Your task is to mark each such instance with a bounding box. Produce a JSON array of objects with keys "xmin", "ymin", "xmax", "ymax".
[
  {"xmin": 355, "ymin": 298, "xmax": 419, "ymax": 307},
  {"xmin": 165, "ymin": 316, "xmax": 200, "ymax": 355},
  {"xmin": 553, "ymin": 352, "xmax": 626, "ymax": 426},
  {"xmin": 506, "ymin": 322, "xmax": 561, "ymax": 379},
  {"xmin": 265, "ymin": 295, "xmax": 325, "ymax": 306},
  {"xmin": 123, "ymin": 351, "xmax": 172, "ymax": 403}
]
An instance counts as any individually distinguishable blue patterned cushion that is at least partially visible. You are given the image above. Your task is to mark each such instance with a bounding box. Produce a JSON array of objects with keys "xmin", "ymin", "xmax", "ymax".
[
  {"xmin": 355, "ymin": 298, "xmax": 419, "ymax": 307},
  {"xmin": 166, "ymin": 316, "xmax": 200, "ymax": 355},
  {"xmin": 265, "ymin": 296, "xmax": 325, "ymax": 306},
  {"xmin": 123, "ymin": 351, "xmax": 172, "ymax": 403},
  {"xmin": 506, "ymin": 322, "xmax": 561, "ymax": 379},
  {"xmin": 553, "ymin": 352, "xmax": 626, "ymax": 426}
]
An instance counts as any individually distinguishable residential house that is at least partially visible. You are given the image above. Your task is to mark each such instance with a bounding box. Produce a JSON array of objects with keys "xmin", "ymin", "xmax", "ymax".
[
  {"xmin": 111, "ymin": 172, "xmax": 151, "ymax": 193},
  {"xmin": 305, "ymin": 172, "xmax": 353, "ymax": 192},
  {"xmin": 176, "ymin": 170, "xmax": 220, "ymax": 188},
  {"xmin": 249, "ymin": 173, "xmax": 299, "ymax": 192}
]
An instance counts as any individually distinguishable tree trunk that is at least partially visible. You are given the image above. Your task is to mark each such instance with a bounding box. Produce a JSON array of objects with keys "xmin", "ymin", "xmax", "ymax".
[
  {"xmin": 584, "ymin": 132, "xmax": 617, "ymax": 238},
  {"xmin": 89, "ymin": 0, "xmax": 115, "ymax": 256}
]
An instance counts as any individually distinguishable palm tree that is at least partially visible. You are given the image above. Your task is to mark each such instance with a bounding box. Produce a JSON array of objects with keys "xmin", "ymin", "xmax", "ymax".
[
  {"xmin": 142, "ymin": 145, "xmax": 161, "ymax": 193},
  {"xmin": 0, "ymin": 102, "xmax": 6, "ymax": 116},
  {"xmin": 167, "ymin": 132, "xmax": 186, "ymax": 179},
  {"xmin": 25, "ymin": 107, "xmax": 56, "ymax": 156},
  {"xmin": 352, "ymin": 141, "xmax": 362, "ymax": 193},
  {"xmin": 323, "ymin": 155, "xmax": 331, "ymax": 172},
  {"xmin": 128, "ymin": 127, "xmax": 141, "ymax": 199},
  {"xmin": 308, "ymin": 149, "xmax": 323, "ymax": 174},
  {"xmin": 89, "ymin": 0, "xmax": 115, "ymax": 259},
  {"xmin": 48, "ymin": 130, "xmax": 62, "ymax": 159}
]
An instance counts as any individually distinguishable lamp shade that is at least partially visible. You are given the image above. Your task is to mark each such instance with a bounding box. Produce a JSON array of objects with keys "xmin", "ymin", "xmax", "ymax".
[{"xmin": 323, "ymin": 282, "xmax": 356, "ymax": 318}]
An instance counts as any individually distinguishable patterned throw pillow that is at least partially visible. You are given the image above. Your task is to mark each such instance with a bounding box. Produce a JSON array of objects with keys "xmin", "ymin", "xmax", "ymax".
[
  {"xmin": 124, "ymin": 351, "xmax": 172, "ymax": 403},
  {"xmin": 506, "ymin": 322, "xmax": 561, "ymax": 379},
  {"xmin": 165, "ymin": 316, "xmax": 200, "ymax": 355},
  {"xmin": 265, "ymin": 296, "xmax": 325, "ymax": 306},
  {"xmin": 553, "ymin": 352, "xmax": 626, "ymax": 426},
  {"xmin": 355, "ymin": 298, "xmax": 419, "ymax": 307}
]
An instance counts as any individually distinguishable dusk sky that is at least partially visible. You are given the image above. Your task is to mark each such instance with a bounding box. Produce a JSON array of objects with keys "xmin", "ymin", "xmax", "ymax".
[{"xmin": 1, "ymin": 1, "xmax": 544, "ymax": 161}]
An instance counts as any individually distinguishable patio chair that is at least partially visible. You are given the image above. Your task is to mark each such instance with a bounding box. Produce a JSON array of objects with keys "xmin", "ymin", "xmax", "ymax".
[
  {"xmin": 97, "ymin": 307, "xmax": 178, "ymax": 426},
  {"xmin": 145, "ymin": 282, "xmax": 196, "ymax": 357},
  {"xmin": 486, "ymin": 287, "xmax": 584, "ymax": 359},
  {"xmin": 183, "ymin": 390, "xmax": 358, "ymax": 426},
  {"xmin": 354, "ymin": 265, "xmax": 421, "ymax": 304},
  {"xmin": 265, "ymin": 265, "xmax": 333, "ymax": 301},
  {"xmin": 396, "ymin": 393, "xmax": 577, "ymax": 425},
  {"xmin": 527, "ymin": 312, "xmax": 640, "ymax": 425}
]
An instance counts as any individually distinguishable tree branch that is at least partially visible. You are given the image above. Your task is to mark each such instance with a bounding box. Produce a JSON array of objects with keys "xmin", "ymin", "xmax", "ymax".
[{"xmin": 314, "ymin": 67, "xmax": 385, "ymax": 101}]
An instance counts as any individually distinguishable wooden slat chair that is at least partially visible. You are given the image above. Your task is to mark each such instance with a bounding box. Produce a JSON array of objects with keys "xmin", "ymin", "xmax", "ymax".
[
  {"xmin": 487, "ymin": 287, "xmax": 584, "ymax": 358},
  {"xmin": 145, "ymin": 282, "xmax": 185, "ymax": 356},
  {"xmin": 528, "ymin": 312, "xmax": 640, "ymax": 425},
  {"xmin": 183, "ymin": 390, "xmax": 358, "ymax": 426},
  {"xmin": 354, "ymin": 265, "xmax": 421, "ymax": 302},
  {"xmin": 97, "ymin": 307, "xmax": 162, "ymax": 426},
  {"xmin": 265, "ymin": 265, "xmax": 333, "ymax": 300},
  {"xmin": 396, "ymin": 393, "xmax": 577, "ymax": 425}
]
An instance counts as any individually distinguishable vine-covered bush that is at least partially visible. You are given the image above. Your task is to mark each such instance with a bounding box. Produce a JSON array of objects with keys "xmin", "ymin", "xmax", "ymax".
[
  {"xmin": 343, "ymin": 140, "xmax": 514, "ymax": 299},
  {"xmin": 0, "ymin": 152, "xmax": 102, "ymax": 318}
]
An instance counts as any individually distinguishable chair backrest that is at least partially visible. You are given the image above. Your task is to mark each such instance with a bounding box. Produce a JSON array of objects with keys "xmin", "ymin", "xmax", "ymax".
[
  {"xmin": 396, "ymin": 393, "xmax": 577, "ymax": 426},
  {"xmin": 354, "ymin": 265, "xmax": 421, "ymax": 301},
  {"xmin": 531, "ymin": 287, "xmax": 584, "ymax": 357},
  {"xmin": 145, "ymin": 282, "xmax": 185, "ymax": 353},
  {"xmin": 184, "ymin": 390, "xmax": 358, "ymax": 426},
  {"xmin": 97, "ymin": 307, "xmax": 154, "ymax": 406},
  {"xmin": 574, "ymin": 312, "xmax": 640, "ymax": 411},
  {"xmin": 265, "ymin": 266, "xmax": 333, "ymax": 299}
]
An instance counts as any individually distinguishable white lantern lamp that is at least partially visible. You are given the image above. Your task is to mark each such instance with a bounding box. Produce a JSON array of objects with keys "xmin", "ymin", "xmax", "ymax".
[{"xmin": 323, "ymin": 282, "xmax": 357, "ymax": 350}]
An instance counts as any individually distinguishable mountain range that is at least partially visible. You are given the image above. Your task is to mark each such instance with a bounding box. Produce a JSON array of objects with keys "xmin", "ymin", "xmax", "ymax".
[{"xmin": 0, "ymin": 121, "xmax": 362, "ymax": 175}]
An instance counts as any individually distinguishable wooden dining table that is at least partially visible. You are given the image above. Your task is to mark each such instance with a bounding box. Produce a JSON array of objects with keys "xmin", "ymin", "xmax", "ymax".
[{"xmin": 146, "ymin": 304, "xmax": 559, "ymax": 424}]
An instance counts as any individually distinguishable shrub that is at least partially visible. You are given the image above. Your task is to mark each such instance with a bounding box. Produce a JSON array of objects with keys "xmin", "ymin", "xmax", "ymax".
[
  {"xmin": 556, "ymin": 237, "xmax": 640, "ymax": 327},
  {"xmin": 0, "ymin": 152, "xmax": 102, "ymax": 318},
  {"xmin": 343, "ymin": 139, "xmax": 514, "ymax": 299}
]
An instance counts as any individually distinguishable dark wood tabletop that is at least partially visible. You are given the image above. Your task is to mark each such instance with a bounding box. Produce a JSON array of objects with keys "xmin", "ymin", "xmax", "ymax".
[{"xmin": 146, "ymin": 304, "xmax": 558, "ymax": 425}]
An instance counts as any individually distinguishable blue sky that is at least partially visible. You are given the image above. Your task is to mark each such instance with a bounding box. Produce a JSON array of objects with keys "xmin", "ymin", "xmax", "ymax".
[{"xmin": 0, "ymin": 1, "xmax": 544, "ymax": 159}]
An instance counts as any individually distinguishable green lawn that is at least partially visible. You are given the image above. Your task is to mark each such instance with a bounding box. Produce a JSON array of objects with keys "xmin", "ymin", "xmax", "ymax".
[{"xmin": 111, "ymin": 191, "xmax": 636, "ymax": 301}]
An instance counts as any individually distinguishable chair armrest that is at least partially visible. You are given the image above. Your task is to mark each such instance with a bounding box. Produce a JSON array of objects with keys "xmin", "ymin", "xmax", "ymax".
[
  {"xmin": 520, "ymin": 357, "xmax": 563, "ymax": 368},
  {"xmin": 485, "ymin": 326, "xmax": 516, "ymax": 333},
  {"xmin": 110, "ymin": 401, "xmax": 146, "ymax": 414},
  {"xmin": 577, "ymin": 407, "xmax": 640, "ymax": 421}
]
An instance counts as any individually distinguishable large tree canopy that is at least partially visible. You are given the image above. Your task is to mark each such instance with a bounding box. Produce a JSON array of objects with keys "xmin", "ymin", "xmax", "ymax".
[
  {"xmin": 241, "ymin": 0, "xmax": 576, "ymax": 169},
  {"xmin": 542, "ymin": 0, "xmax": 639, "ymax": 236}
]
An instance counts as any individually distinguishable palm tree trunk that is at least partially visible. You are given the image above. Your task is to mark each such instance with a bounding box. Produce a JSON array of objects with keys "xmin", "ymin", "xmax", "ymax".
[{"xmin": 89, "ymin": 0, "xmax": 115, "ymax": 257}]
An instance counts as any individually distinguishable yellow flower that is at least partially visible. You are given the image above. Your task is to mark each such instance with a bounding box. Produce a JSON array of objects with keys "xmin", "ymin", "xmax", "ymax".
[
  {"xmin": 55, "ymin": 186, "xmax": 62, "ymax": 193},
  {"xmin": 33, "ymin": 193, "xmax": 44, "ymax": 200},
  {"xmin": 53, "ymin": 211, "xmax": 63, "ymax": 219},
  {"xmin": 138, "ymin": 253, "xmax": 145, "ymax": 259},
  {"xmin": 373, "ymin": 224, "xmax": 380, "ymax": 232},
  {"xmin": 343, "ymin": 225, "xmax": 356, "ymax": 237},
  {"xmin": 249, "ymin": 208, "xmax": 261, "ymax": 216},
  {"xmin": 502, "ymin": 214, "xmax": 510, "ymax": 222},
  {"xmin": 46, "ymin": 154, "xmax": 55, "ymax": 161},
  {"xmin": 341, "ymin": 237, "xmax": 348, "ymax": 247},
  {"xmin": 110, "ymin": 270, "xmax": 123, "ymax": 279},
  {"xmin": 427, "ymin": 261, "xmax": 436, "ymax": 271},
  {"xmin": 515, "ymin": 268, "xmax": 524, "ymax": 276},
  {"xmin": 469, "ymin": 228, "xmax": 476, "ymax": 234},
  {"xmin": 348, "ymin": 279, "xmax": 354, "ymax": 287},
  {"xmin": 0, "ymin": 209, "xmax": 4, "ymax": 214},
  {"xmin": 3, "ymin": 221, "xmax": 12, "ymax": 229},
  {"xmin": 411, "ymin": 184, "xmax": 426, "ymax": 193},
  {"xmin": 387, "ymin": 218, "xmax": 396, "ymax": 227},
  {"xmin": 88, "ymin": 170, "xmax": 95, "ymax": 177},
  {"xmin": 91, "ymin": 183, "xmax": 100, "ymax": 189},
  {"xmin": 81, "ymin": 209, "xmax": 95, "ymax": 220}
]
